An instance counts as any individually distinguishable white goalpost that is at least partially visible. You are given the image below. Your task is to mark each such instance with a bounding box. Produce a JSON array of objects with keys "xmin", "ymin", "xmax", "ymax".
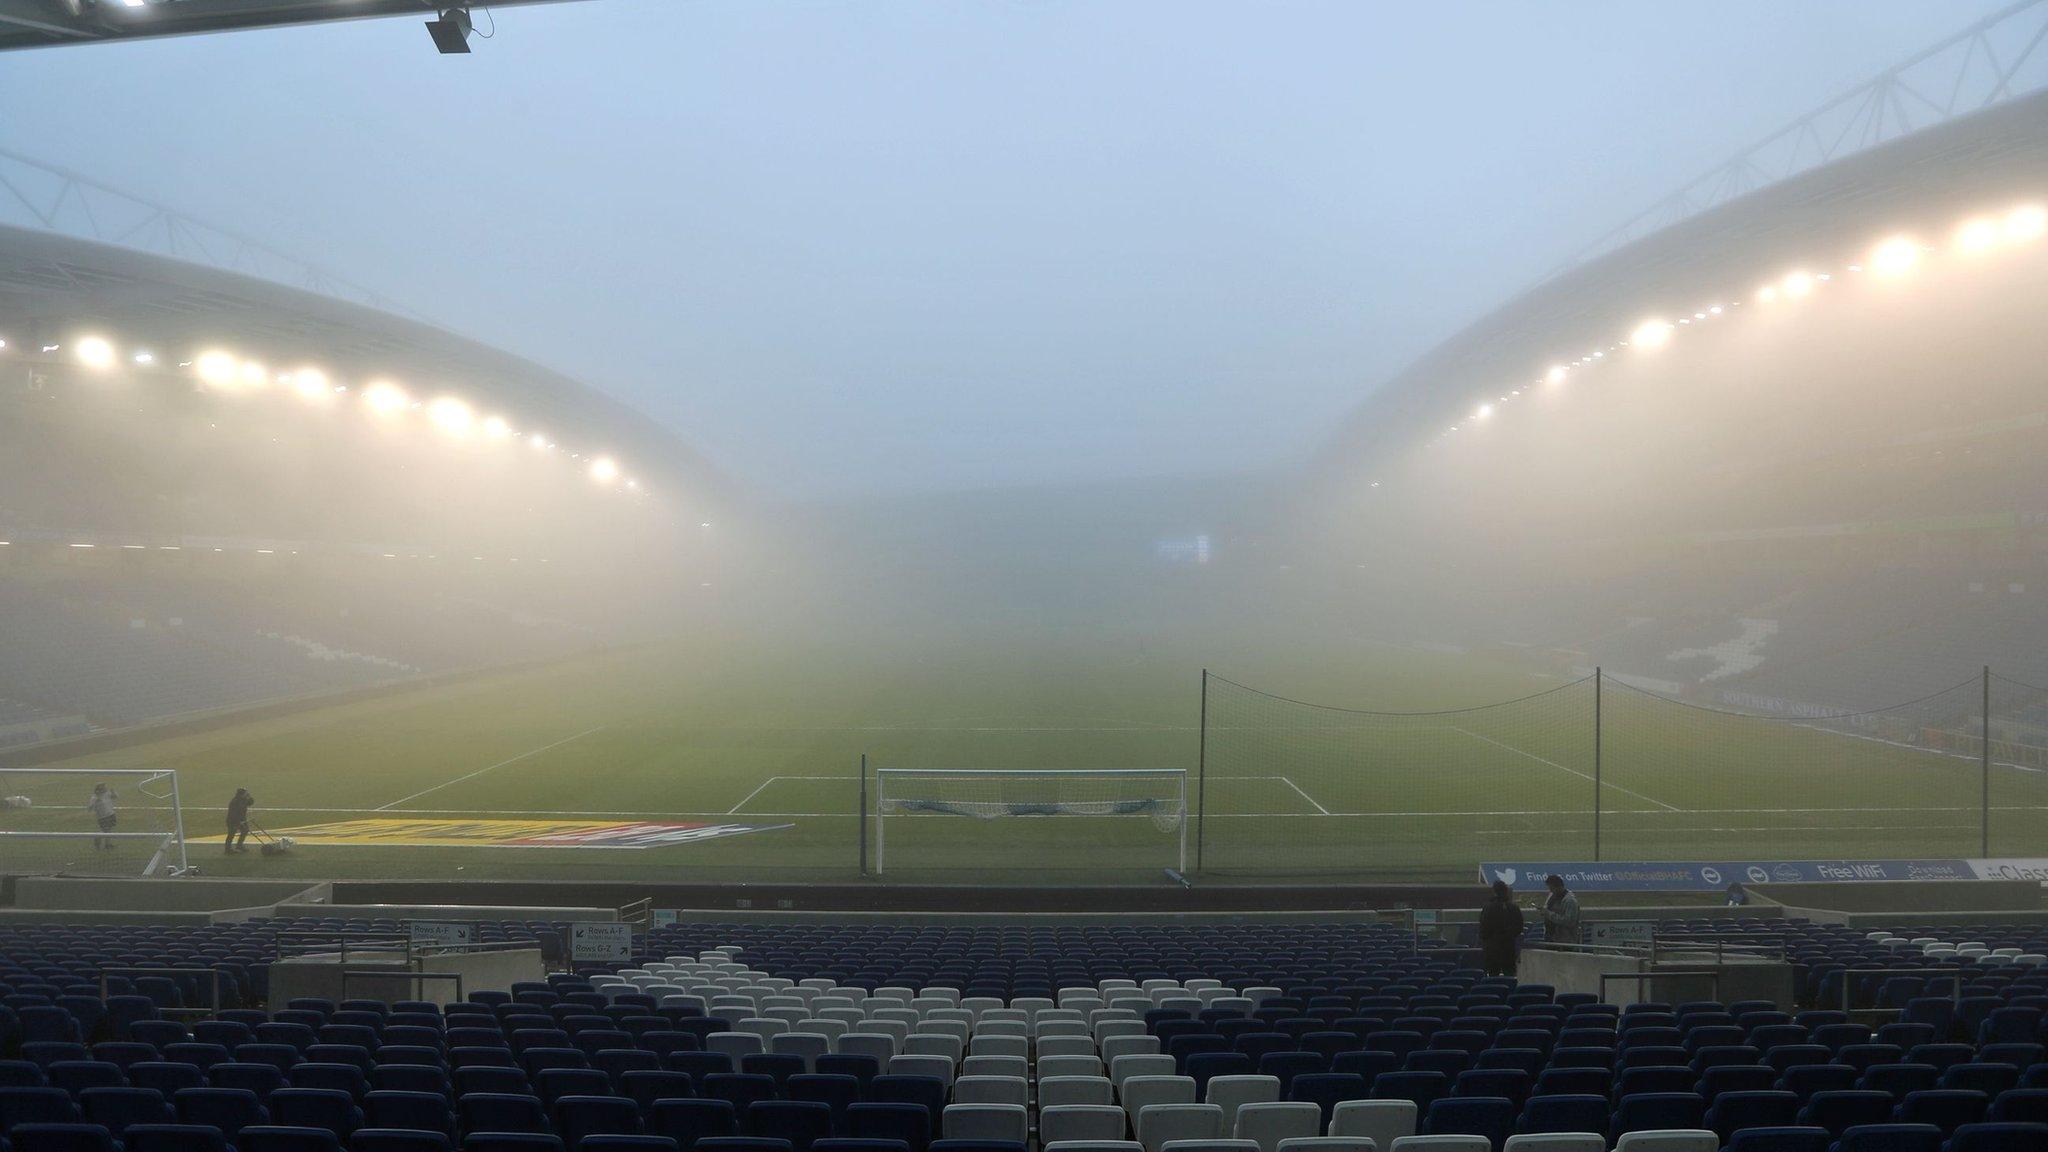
[
  {"xmin": 871, "ymin": 767, "xmax": 1188, "ymax": 875},
  {"xmin": 0, "ymin": 768, "xmax": 190, "ymax": 877}
]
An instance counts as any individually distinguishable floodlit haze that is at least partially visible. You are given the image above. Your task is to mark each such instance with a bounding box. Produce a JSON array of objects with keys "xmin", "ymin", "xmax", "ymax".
[{"xmin": 0, "ymin": 0, "xmax": 2007, "ymax": 498}]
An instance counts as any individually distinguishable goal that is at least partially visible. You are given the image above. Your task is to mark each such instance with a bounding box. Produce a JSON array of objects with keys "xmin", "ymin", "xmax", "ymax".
[
  {"xmin": 0, "ymin": 768, "xmax": 190, "ymax": 877},
  {"xmin": 871, "ymin": 767, "xmax": 1187, "ymax": 875}
]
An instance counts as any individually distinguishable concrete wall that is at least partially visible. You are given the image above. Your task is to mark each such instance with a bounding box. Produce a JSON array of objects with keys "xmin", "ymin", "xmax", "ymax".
[{"xmin": 11, "ymin": 876, "xmax": 327, "ymax": 912}]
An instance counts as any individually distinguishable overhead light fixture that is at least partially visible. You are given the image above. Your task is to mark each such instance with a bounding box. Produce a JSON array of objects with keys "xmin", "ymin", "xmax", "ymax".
[{"xmin": 426, "ymin": 6, "xmax": 472, "ymax": 53}]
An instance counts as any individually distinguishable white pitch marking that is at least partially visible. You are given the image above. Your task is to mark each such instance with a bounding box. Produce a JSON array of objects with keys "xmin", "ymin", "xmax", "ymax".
[
  {"xmin": 376, "ymin": 725, "xmax": 610, "ymax": 811},
  {"xmin": 726, "ymin": 776, "xmax": 782, "ymax": 815},
  {"xmin": 1454, "ymin": 726, "xmax": 1682, "ymax": 812},
  {"xmin": 1278, "ymin": 776, "xmax": 1332, "ymax": 815}
]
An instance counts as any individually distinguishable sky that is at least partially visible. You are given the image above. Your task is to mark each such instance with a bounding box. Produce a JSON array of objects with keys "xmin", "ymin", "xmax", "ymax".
[{"xmin": 0, "ymin": 0, "xmax": 2017, "ymax": 499}]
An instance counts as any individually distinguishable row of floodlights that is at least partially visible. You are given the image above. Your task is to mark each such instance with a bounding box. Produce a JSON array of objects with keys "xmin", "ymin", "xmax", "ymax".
[
  {"xmin": 19, "ymin": 337, "xmax": 645, "ymax": 494},
  {"xmin": 1426, "ymin": 201, "xmax": 2048, "ymax": 446}
]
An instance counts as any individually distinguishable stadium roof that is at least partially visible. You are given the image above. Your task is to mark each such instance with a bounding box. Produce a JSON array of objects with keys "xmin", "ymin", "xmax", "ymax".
[
  {"xmin": 0, "ymin": 221, "xmax": 723, "ymax": 498},
  {"xmin": 1314, "ymin": 86, "xmax": 2048, "ymax": 481},
  {"xmin": 0, "ymin": 0, "xmax": 583, "ymax": 51}
]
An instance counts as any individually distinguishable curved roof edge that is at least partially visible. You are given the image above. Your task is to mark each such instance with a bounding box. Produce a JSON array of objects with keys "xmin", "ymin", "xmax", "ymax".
[
  {"xmin": 1311, "ymin": 85, "xmax": 2048, "ymax": 484},
  {"xmin": 0, "ymin": 221, "xmax": 726, "ymax": 502}
]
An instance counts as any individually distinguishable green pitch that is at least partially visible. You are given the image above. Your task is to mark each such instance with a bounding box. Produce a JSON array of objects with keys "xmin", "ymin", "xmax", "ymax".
[{"xmin": 13, "ymin": 632, "xmax": 2045, "ymax": 884}]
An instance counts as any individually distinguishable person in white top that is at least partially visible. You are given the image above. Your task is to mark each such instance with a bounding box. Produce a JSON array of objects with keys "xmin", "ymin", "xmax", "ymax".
[{"xmin": 86, "ymin": 783, "xmax": 118, "ymax": 851}]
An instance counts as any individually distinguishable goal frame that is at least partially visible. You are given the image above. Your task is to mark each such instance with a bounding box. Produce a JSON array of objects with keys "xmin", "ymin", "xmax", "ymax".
[
  {"xmin": 870, "ymin": 766, "xmax": 1188, "ymax": 875},
  {"xmin": 0, "ymin": 767, "xmax": 190, "ymax": 877}
]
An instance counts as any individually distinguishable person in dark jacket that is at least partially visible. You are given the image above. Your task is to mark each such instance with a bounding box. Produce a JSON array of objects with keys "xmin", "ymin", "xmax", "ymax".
[
  {"xmin": 225, "ymin": 788, "xmax": 254, "ymax": 853},
  {"xmin": 1478, "ymin": 879, "xmax": 1525, "ymax": 976}
]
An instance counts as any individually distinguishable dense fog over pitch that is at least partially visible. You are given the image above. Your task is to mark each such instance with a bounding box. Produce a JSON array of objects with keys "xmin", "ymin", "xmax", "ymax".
[{"xmin": 0, "ymin": 0, "xmax": 2002, "ymax": 499}]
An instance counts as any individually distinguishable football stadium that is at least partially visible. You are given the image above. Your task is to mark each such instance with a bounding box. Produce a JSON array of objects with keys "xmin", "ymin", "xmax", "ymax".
[{"xmin": 6, "ymin": 5, "xmax": 2048, "ymax": 1152}]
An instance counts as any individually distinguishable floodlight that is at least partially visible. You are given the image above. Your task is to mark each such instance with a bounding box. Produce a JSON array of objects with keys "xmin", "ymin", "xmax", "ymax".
[
  {"xmin": 528, "ymin": 432, "xmax": 550, "ymax": 450},
  {"xmin": 362, "ymin": 380, "xmax": 410, "ymax": 416},
  {"xmin": 133, "ymin": 351, "xmax": 154, "ymax": 365},
  {"xmin": 240, "ymin": 360, "xmax": 268, "ymax": 387},
  {"xmin": 482, "ymin": 415, "xmax": 512, "ymax": 440},
  {"xmin": 1868, "ymin": 235, "xmax": 1920, "ymax": 278},
  {"xmin": 196, "ymin": 351, "xmax": 238, "ymax": 385},
  {"xmin": 75, "ymin": 336, "xmax": 116, "ymax": 370},
  {"xmin": 1756, "ymin": 285, "xmax": 1779, "ymax": 304},
  {"xmin": 1630, "ymin": 319, "xmax": 1673, "ymax": 350},
  {"xmin": 428, "ymin": 395, "xmax": 475, "ymax": 436},
  {"xmin": 292, "ymin": 367, "xmax": 332, "ymax": 401},
  {"xmin": 1545, "ymin": 365, "xmax": 1567, "ymax": 385},
  {"xmin": 1782, "ymin": 271, "xmax": 1814, "ymax": 298},
  {"xmin": 1473, "ymin": 403, "xmax": 1493, "ymax": 420},
  {"xmin": 589, "ymin": 456, "xmax": 622, "ymax": 484},
  {"xmin": 1955, "ymin": 216, "xmax": 2001, "ymax": 255}
]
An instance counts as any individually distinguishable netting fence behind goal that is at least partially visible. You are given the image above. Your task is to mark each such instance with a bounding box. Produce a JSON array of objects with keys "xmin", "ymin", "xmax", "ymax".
[
  {"xmin": 868, "ymin": 767, "xmax": 1187, "ymax": 876},
  {"xmin": 0, "ymin": 768, "xmax": 188, "ymax": 877},
  {"xmin": 1199, "ymin": 667, "xmax": 2048, "ymax": 875}
]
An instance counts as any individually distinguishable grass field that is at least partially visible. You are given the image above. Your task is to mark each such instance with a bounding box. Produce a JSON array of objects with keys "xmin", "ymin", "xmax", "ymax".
[{"xmin": 6, "ymin": 631, "xmax": 2045, "ymax": 884}]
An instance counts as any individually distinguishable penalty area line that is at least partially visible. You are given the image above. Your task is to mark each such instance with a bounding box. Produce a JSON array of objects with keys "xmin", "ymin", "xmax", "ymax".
[
  {"xmin": 1453, "ymin": 725, "xmax": 1682, "ymax": 812},
  {"xmin": 376, "ymin": 725, "xmax": 611, "ymax": 811},
  {"xmin": 1278, "ymin": 776, "xmax": 1332, "ymax": 815}
]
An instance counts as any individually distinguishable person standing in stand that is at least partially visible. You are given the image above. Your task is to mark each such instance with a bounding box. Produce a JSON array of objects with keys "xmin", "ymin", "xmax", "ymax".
[{"xmin": 1478, "ymin": 879, "xmax": 1526, "ymax": 976}]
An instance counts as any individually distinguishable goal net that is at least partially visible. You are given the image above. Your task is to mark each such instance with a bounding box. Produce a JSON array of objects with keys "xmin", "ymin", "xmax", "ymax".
[
  {"xmin": 0, "ymin": 768, "xmax": 190, "ymax": 877},
  {"xmin": 872, "ymin": 767, "xmax": 1187, "ymax": 876}
]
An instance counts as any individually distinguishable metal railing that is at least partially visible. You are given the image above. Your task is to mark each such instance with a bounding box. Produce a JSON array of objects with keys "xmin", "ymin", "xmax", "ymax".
[{"xmin": 1830, "ymin": 965, "xmax": 1968, "ymax": 1014}]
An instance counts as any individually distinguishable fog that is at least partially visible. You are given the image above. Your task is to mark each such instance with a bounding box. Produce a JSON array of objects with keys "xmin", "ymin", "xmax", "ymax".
[
  {"xmin": 0, "ymin": 1, "xmax": 2001, "ymax": 499},
  {"xmin": 0, "ymin": 0, "xmax": 2042, "ymax": 744}
]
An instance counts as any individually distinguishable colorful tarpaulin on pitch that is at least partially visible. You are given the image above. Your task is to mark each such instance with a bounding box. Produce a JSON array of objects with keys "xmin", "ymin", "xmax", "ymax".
[{"xmin": 278, "ymin": 818, "xmax": 790, "ymax": 849}]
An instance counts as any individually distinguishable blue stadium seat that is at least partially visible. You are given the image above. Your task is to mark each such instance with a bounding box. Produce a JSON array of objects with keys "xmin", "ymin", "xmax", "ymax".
[
  {"xmin": 540, "ymin": 1071, "xmax": 617, "ymax": 1107},
  {"xmin": 290, "ymin": 1063, "xmax": 370, "ymax": 1100},
  {"xmin": 621, "ymin": 1072, "xmax": 695, "ymax": 1113},
  {"xmin": 785, "ymin": 1076, "xmax": 859, "ymax": 1127},
  {"xmin": 77, "ymin": 1086, "xmax": 175, "ymax": 1136},
  {"xmin": 863, "ymin": 1080, "xmax": 943, "ymax": 1125},
  {"xmin": 745, "ymin": 1101, "xmax": 832, "ymax": 1152},
  {"xmin": 6, "ymin": 1122, "xmax": 118, "ymax": 1152},
  {"xmin": 554, "ymin": 1096, "xmax": 643, "ymax": 1148},
  {"xmin": 1516, "ymin": 1094, "xmax": 1608, "ymax": 1135},
  {"xmin": 48, "ymin": 1062, "xmax": 127, "ymax": 1094},
  {"xmin": 121, "ymin": 1122, "xmax": 233, "ymax": 1152},
  {"xmin": 1890, "ymin": 1089, "xmax": 1987, "ymax": 1136},
  {"xmin": 365, "ymin": 1091, "xmax": 458, "ymax": 1137},
  {"xmin": 1609, "ymin": 1091, "xmax": 1706, "ymax": 1140},
  {"xmin": 1703, "ymin": 1090, "xmax": 1799, "ymax": 1141},
  {"xmin": 0, "ymin": 1087, "xmax": 84, "ymax": 1132},
  {"xmin": 375, "ymin": 1065, "xmax": 453, "ymax": 1097},
  {"xmin": 1720, "ymin": 1127, "xmax": 1830, "ymax": 1152},
  {"xmin": 1797, "ymin": 1091, "xmax": 1895, "ymax": 1138},
  {"xmin": 1422, "ymin": 1095, "xmax": 1515, "ymax": 1147},
  {"xmin": 212, "ymin": 1063, "xmax": 288, "ymax": 1098},
  {"xmin": 1944, "ymin": 1121, "xmax": 2048, "ymax": 1152},
  {"xmin": 456, "ymin": 1069, "xmax": 532, "ymax": 1099},
  {"xmin": 1829, "ymin": 1123, "xmax": 1943, "ymax": 1152},
  {"xmin": 1289, "ymin": 1073, "xmax": 1369, "ymax": 1125},
  {"xmin": 844, "ymin": 1103, "xmax": 930, "ymax": 1152},
  {"xmin": 647, "ymin": 1099, "xmax": 740, "ymax": 1151},
  {"xmin": 0, "ymin": 1063, "xmax": 47, "ymax": 1089},
  {"xmin": 1778, "ymin": 1065, "xmax": 1856, "ymax": 1104},
  {"xmin": 353, "ymin": 1129, "xmax": 457, "ymax": 1152},
  {"xmin": 700, "ymin": 1076, "xmax": 778, "ymax": 1112},
  {"xmin": 457, "ymin": 1094, "xmax": 552, "ymax": 1137},
  {"xmin": 238, "ymin": 1125, "xmax": 344, "ymax": 1152},
  {"xmin": 1989, "ymin": 1091, "xmax": 2048, "ymax": 1126},
  {"xmin": 1371, "ymin": 1071, "xmax": 1448, "ymax": 1111}
]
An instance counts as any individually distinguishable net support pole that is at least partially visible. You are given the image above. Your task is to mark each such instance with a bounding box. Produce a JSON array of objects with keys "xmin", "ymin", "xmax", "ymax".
[
  {"xmin": 1593, "ymin": 666, "xmax": 1603, "ymax": 863},
  {"xmin": 1982, "ymin": 666, "xmax": 1992, "ymax": 857},
  {"xmin": 857, "ymin": 753, "xmax": 869, "ymax": 877},
  {"xmin": 1196, "ymin": 668, "xmax": 1209, "ymax": 875}
]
